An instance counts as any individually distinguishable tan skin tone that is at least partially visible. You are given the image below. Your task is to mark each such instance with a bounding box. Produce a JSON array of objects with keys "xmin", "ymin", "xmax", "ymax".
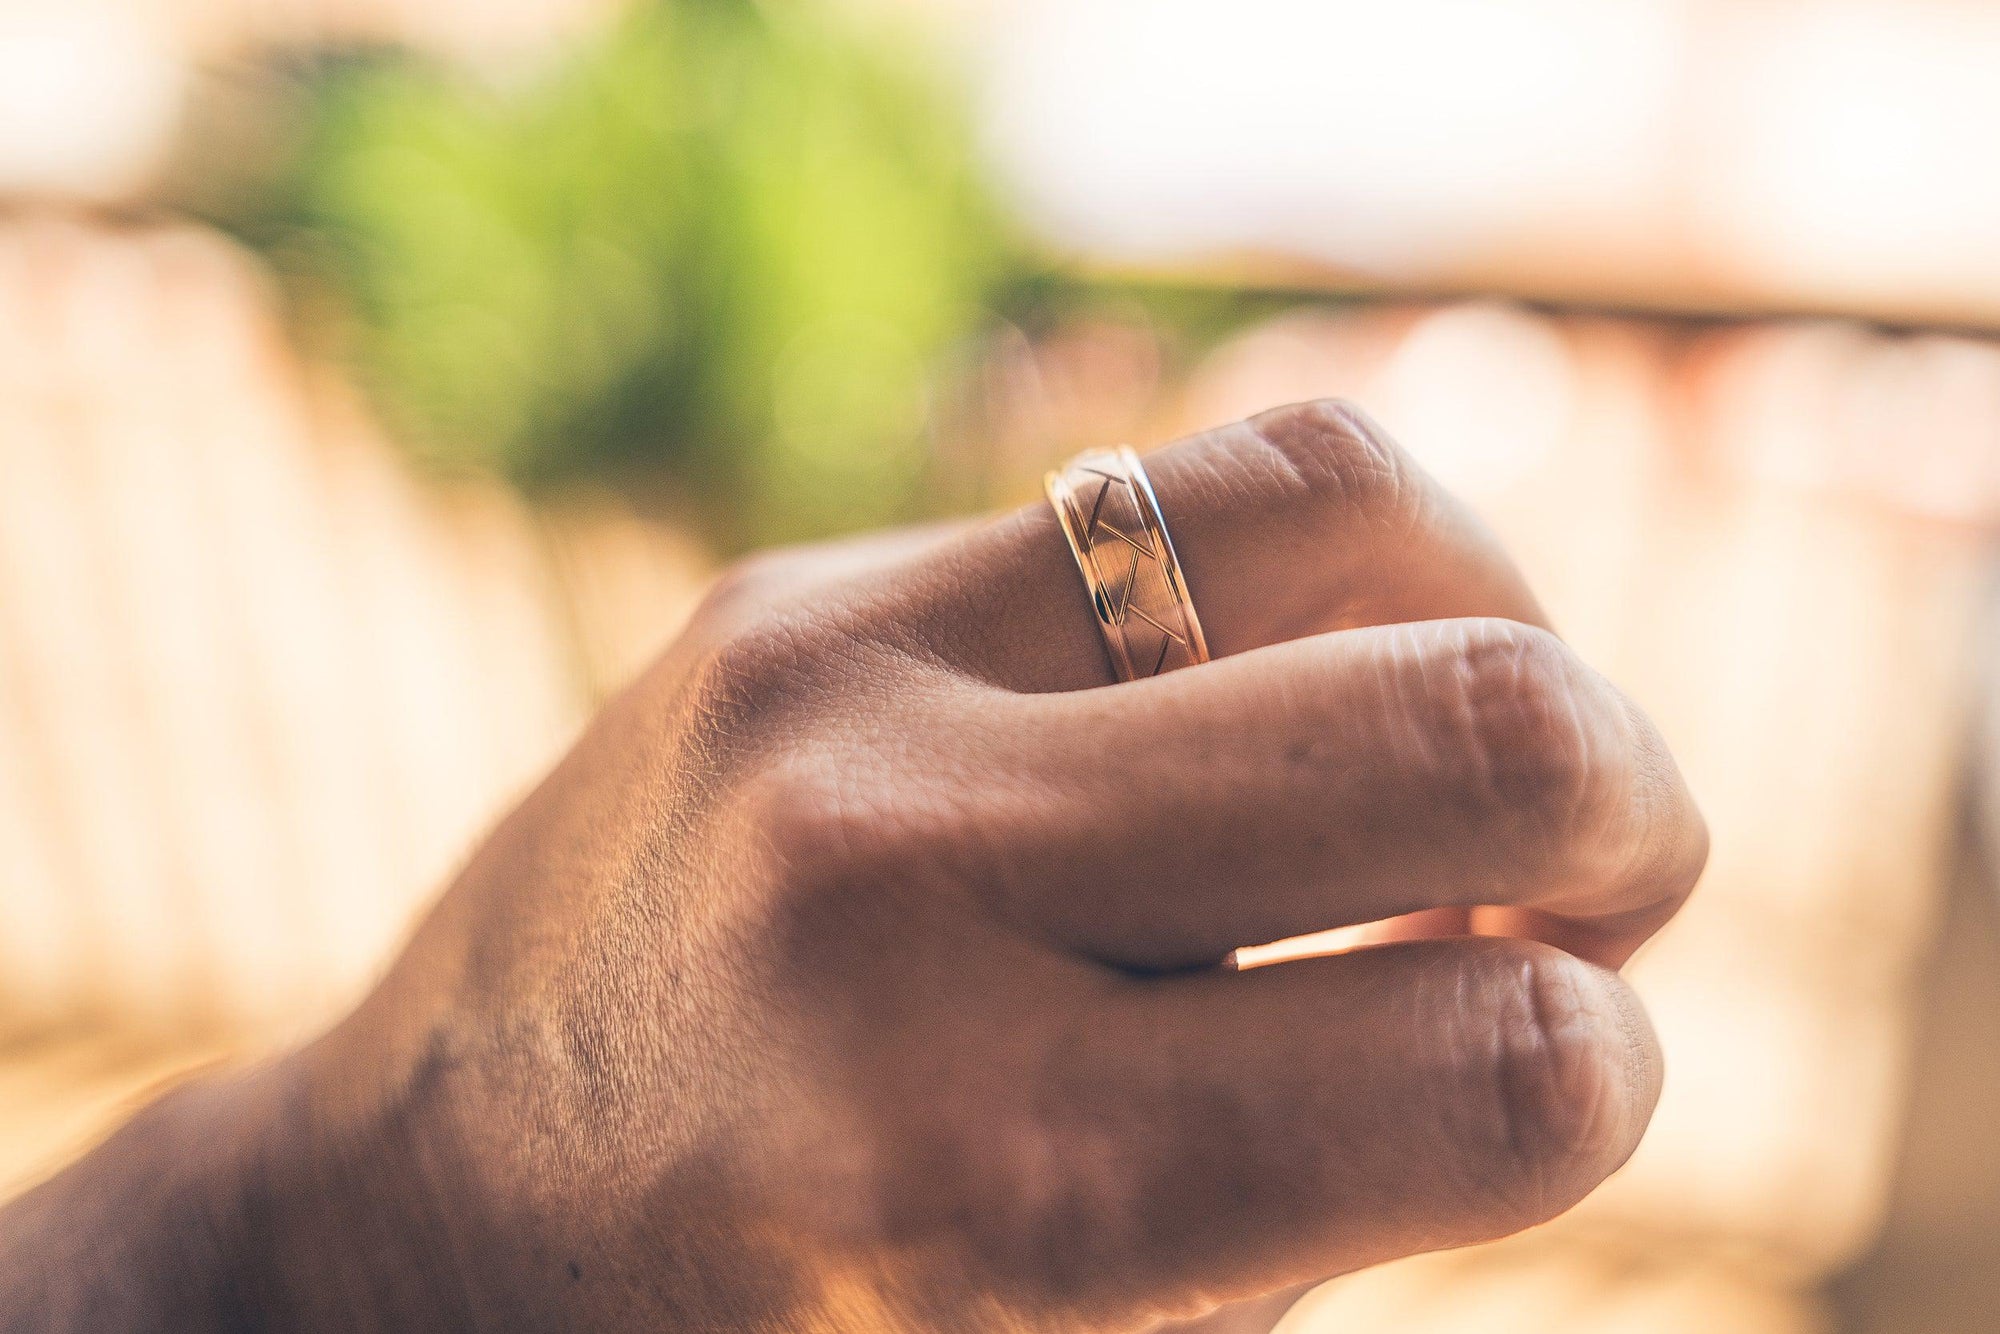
[{"xmin": 0, "ymin": 400, "xmax": 1705, "ymax": 1332}]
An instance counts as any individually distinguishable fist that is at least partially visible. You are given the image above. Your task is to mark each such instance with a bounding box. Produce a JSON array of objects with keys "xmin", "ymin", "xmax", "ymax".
[{"xmin": 273, "ymin": 400, "xmax": 1705, "ymax": 1332}]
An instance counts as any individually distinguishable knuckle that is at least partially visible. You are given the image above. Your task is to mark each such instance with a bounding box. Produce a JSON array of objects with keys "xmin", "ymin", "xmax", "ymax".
[
  {"xmin": 881, "ymin": 1015, "xmax": 1159, "ymax": 1310},
  {"xmin": 739, "ymin": 745, "xmax": 970, "ymax": 930},
  {"xmin": 684, "ymin": 552, "xmax": 924, "ymax": 744},
  {"xmin": 692, "ymin": 549, "xmax": 814, "ymax": 635},
  {"xmin": 681, "ymin": 613, "xmax": 831, "ymax": 743},
  {"xmin": 850, "ymin": 1043, "xmax": 1149, "ymax": 1309},
  {"xmin": 1244, "ymin": 397, "xmax": 1417, "ymax": 530},
  {"xmin": 738, "ymin": 754, "xmax": 889, "ymax": 898},
  {"xmin": 1434, "ymin": 620, "xmax": 1628, "ymax": 865},
  {"xmin": 1447, "ymin": 950, "xmax": 1647, "ymax": 1225},
  {"xmin": 951, "ymin": 1111, "xmax": 1149, "ymax": 1308}
]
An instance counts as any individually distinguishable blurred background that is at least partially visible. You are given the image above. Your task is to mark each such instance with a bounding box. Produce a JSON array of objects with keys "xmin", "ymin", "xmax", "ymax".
[{"xmin": 3, "ymin": 0, "xmax": 2000, "ymax": 1329}]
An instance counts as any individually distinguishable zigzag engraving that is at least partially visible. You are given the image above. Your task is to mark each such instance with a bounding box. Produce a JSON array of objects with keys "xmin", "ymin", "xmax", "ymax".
[{"xmin": 1055, "ymin": 451, "xmax": 1201, "ymax": 679}]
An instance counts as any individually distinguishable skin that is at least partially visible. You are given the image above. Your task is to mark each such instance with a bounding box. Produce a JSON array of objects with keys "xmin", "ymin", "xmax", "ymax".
[{"xmin": 0, "ymin": 400, "xmax": 1706, "ymax": 1332}]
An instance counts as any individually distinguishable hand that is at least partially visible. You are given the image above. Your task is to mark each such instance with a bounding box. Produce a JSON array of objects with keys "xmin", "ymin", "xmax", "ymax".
[{"xmin": 0, "ymin": 400, "xmax": 1705, "ymax": 1332}]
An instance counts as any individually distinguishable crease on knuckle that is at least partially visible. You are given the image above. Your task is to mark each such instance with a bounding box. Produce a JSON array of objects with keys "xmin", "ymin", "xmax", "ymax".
[
  {"xmin": 1452, "ymin": 952, "xmax": 1629, "ymax": 1228},
  {"xmin": 1244, "ymin": 398, "xmax": 1415, "ymax": 537},
  {"xmin": 1435, "ymin": 620, "xmax": 1626, "ymax": 875}
]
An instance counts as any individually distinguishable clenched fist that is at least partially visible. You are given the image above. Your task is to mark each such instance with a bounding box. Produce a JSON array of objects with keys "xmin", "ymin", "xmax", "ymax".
[{"xmin": 0, "ymin": 401, "xmax": 1705, "ymax": 1333}]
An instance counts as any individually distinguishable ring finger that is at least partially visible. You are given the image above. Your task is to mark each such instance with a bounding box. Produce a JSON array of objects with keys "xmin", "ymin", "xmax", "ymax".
[{"xmin": 893, "ymin": 398, "xmax": 1551, "ymax": 693}]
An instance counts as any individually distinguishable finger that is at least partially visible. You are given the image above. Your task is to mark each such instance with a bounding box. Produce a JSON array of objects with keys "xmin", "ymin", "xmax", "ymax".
[
  {"xmin": 961, "ymin": 619, "xmax": 1704, "ymax": 971},
  {"xmin": 1029, "ymin": 940, "xmax": 1661, "ymax": 1322},
  {"xmin": 890, "ymin": 398, "xmax": 1551, "ymax": 692}
]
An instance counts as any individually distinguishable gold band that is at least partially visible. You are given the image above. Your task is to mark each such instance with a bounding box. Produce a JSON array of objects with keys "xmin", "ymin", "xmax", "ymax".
[{"xmin": 1045, "ymin": 447, "xmax": 1210, "ymax": 682}]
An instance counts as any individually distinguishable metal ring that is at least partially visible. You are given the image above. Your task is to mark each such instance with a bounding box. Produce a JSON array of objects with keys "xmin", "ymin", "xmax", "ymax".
[{"xmin": 1045, "ymin": 446, "xmax": 1211, "ymax": 682}]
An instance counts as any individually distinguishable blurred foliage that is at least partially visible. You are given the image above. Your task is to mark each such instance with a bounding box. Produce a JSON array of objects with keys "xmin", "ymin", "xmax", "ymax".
[
  {"xmin": 211, "ymin": 0, "xmax": 1021, "ymax": 544},
  {"xmin": 196, "ymin": 0, "xmax": 1304, "ymax": 545}
]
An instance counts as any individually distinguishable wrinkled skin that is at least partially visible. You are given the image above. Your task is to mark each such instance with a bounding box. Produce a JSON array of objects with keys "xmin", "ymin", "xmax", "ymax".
[{"xmin": 0, "ymin": 401, "xmax": 1705, "ymax": 1333}]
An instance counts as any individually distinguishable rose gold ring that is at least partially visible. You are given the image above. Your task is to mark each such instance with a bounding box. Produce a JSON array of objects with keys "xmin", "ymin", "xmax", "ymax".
[{"xmin": 1045, "ymin": 446, "xmax": 1210, "ymax": 682}]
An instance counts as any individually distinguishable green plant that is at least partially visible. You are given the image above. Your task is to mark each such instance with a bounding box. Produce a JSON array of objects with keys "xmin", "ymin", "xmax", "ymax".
[{"xmin": 223, "ymin": 0, "xmax": 1019, "ymax": 544}]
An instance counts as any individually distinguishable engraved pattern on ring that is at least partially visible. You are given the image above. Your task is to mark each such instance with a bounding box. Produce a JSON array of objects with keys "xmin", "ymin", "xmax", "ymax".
[{"xmin": 1045, "ymin": 446, "xmax": 1211, "ymax": 682}]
